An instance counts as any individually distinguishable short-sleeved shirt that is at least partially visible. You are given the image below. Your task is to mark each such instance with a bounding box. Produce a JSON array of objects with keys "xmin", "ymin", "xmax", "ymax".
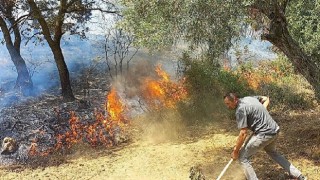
[{"xmin": 235, "ymin": 96, "xmax": 279, "ymax": 135}]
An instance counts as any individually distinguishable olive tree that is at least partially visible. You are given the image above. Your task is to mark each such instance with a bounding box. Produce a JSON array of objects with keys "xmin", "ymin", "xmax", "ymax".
[
  {"xmin": 27, "ymin": 0, "xmax": 119, "ymax": 101},
  {"xmin": 0, "ymin": 0, "xmax": 33, "ymax": 95},
  {"xmin": 120, "ymin": 0, "xmax": 320, "ymax": 99}
]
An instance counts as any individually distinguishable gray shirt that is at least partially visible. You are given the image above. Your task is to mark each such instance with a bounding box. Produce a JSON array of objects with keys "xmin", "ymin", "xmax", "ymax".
[{"xmin": 236, "ymin": 96, "xmax": 279, "ymax": 135}]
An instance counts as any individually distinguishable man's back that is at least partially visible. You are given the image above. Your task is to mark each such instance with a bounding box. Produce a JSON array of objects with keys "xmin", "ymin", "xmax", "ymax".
[{"xmin": 236, "ymin": 96, "xmax": 279, "ymax": 135}]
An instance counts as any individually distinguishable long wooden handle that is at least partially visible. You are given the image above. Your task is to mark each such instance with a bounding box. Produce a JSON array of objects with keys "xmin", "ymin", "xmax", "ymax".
[{"xmin": 216, "ymin": 159, "xmax": 233, "ymax": 180}]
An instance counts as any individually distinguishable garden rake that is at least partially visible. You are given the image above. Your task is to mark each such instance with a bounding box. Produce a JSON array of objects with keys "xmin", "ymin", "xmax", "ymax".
[{"xmin": 216, "ymin": 158, "xmax": 233, "ymax": 180}]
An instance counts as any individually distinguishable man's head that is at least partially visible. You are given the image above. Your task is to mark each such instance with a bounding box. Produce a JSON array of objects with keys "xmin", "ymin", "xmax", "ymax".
[{"xmin": 223, "ymin": 92, "xmax": 238, "ymax": 110}]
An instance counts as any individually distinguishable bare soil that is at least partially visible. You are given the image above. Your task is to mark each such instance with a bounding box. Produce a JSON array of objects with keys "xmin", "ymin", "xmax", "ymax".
[{"xmin": 0, "ymin": 106, "xmax": 319, "ymax": 180}]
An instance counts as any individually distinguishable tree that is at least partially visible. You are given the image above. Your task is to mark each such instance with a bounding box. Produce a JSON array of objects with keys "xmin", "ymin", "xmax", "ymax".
[
  {"xmin": 0, "ymin": 0, "xmax": 33, "ymax": 96},
  {"xmin": 27, "ymin": 0, "xmax": 119, "ymax": 101},
  {"xmin": 120, "ymin": 0, "xmax": 320, "ymax": 99},
  {"xmin": 104, "ymin": 26, "xmax": 138, "ymax": 77},
  {"xmin": 249, "ymin": 0, "xmax": 320, "ymax": 99},
  {"xmin": 120, "ymin": 0, "xmax": 244, "ymax": 63}
]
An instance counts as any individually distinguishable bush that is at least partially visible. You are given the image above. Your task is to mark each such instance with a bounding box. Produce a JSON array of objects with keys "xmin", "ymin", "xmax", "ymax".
[
  {"xmin": 178, "ymin": 53, "xmax": 316, "ymax": 124},
  {"xmin": 235, "ymin": 55, "xmax": 316, "ymax": 110},
  {"xmin": 175, "ymin": 51, "xmax": 317, "ymax": 125},
  {"xmin": 177, "ymin": 53, "xmax": 253, "ymax": 123}
]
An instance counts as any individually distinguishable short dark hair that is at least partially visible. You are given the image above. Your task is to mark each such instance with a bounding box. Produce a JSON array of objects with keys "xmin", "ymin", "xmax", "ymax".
[{"xmin": 223, "ymin": 92, "xmax": 238, "ymax": 101}]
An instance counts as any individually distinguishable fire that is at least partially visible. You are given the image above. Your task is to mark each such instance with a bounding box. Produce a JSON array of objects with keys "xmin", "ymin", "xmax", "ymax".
[
  {"xmin": 29, "ymin": 88, "xmax": 127, "ymax": 156},
  {"xmin": 155, "ymin": 65, "xmax": 170, "ymax": 82},
  {"xmin": 106, "ymin": 87, "xmax": 126, "ymax": 123},
  {"xmin": 142, "ymin": 64, "xmax": 188, "ymax": 109},
  {"xmin": 28, "ymin": 141, "xmax": 38, "ymax": 156},
  {"xmin": 29, "ymin": 65, "xmax": 187, "ymax": 156}
]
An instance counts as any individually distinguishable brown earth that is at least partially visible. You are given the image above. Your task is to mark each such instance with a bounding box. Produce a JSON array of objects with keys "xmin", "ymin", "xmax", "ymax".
[{"xmin": 0, "ymin": 107, "xmax": 319, "ymax": 180}]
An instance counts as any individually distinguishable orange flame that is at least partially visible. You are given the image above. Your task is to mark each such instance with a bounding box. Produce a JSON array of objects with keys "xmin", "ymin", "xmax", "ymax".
[
  {"xmin": 142, "ymin": 64, "xmax": 188, "ymax": 109},
  {"xmin": 30, "ymin": 89, "xmax": 127, "ymax": 156},
  {"xmin": 155, "ymin": 65, "xmax": 170, "ymax": 82},
  {"xmin": 28, "ymin": 142, "xmax": 38, "ymax": 156},
  {"xmin": 106, "ymin": 87, "xmax": 126, "ymax": 123},
  {"xmin": 29, "ymin": 65, "xmax": 187, "ymax": 156}
]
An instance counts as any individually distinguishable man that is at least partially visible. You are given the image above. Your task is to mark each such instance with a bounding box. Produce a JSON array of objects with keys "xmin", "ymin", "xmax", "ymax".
[{"xmin": 223, "ymin": 93, "xmax": 306, "ymax": 180}]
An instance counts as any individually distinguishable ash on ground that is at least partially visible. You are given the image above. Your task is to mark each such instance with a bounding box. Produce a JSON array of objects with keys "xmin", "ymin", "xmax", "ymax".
[{"xmin": 0, "ymin": 69, "xmax": 133, "ymax": 166}]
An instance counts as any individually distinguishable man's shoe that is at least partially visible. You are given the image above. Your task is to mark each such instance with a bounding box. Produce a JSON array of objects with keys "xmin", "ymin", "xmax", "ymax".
[{"xmin": 298, "ymin": 175, "xmax": 307, "ymax": 180}]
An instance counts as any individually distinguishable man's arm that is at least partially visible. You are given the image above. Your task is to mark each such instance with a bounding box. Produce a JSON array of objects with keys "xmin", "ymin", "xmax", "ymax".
[
  {"xmin": 231, "ymin": 128, "xmax": 248, "ymax": 160},
  {"xmin": 259, "ymin": 96, "xmax": 270, "ymax": 109}
]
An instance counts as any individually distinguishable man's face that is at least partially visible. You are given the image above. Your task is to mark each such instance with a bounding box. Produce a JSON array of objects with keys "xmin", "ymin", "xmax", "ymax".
[{"xmin": 224, "ymin": 97, "xmax": 237, "ymax": 110}]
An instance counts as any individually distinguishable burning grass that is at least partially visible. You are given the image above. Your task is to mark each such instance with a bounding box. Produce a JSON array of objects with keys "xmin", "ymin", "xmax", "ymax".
[
  {"xmin": 29, "ymin": 88, "xmax": 129, "ymax": 157},
  {"xmin": 28, "ymin": 64, "xmax": 188, "ymax": 157},
  {"xmin": 141, "ymin": 65, "xmax": 188, "ymax": 109}
]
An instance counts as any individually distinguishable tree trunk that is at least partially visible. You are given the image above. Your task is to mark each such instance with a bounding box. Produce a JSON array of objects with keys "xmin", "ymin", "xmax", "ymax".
[
  {"xmin": 0, "ymin": 17, "xmax": 33, "ymax": 96},
  {"xmin": 27, "ymin": 0, "xmax": 75, "ymax": 101},
  {"xmin": 51, "ymin": 43, "xmax": 75, "ymax": 101},
  {"xmin": 253, "ymin": 1, "xmax": 320, "ymax": 99},
  {"xmin": 263, "ymin": 28, "xmax": 320, "ymax": 99},
  {"xmin": 7, "ymin": 45, "xmax": 34, "ymax": 96}
]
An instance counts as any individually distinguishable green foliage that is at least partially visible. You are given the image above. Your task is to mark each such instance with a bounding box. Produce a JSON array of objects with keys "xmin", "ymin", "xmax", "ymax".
[
  {"xmin": 120, "ymin": 0, "xmax": 320, "ymax": 99},
  {"xmin": 180, "ymin": 53, "xmax": 315, "ymax": 123},
  {"xmin": 259, "ymin": 82, "xmax": 313, "ymax": 110},
  {"xmin": 287, "ymin": 0, "xmax": 320, "ymax": 57},
  {"xmin": 120, "ymin": 0, "xmax": 320, "ymax": 58},
  {"xmin": 269, "ymin": 55, "xmax": 295, "ymax": 77},
  {"xmin": 217, "ymin": 69, "xmax": 253, "ymax": 97},
  {"xmin": 120, "ymin": 0, "xmax": 246, "ymax": 59},
  {"xmin": 176, "ymin": 53, "xmax": 315, "ymax": 123},
  {"xmin": 177, "ymin": 52, "xmax": 252, "ymax": 122},
  {"xmin": 238, "ymin": 56, "xmax": 316, "ymax": 110},
  {"xmin": 120, "ymin": 0, "xmax": 184, "ymax": 49}
]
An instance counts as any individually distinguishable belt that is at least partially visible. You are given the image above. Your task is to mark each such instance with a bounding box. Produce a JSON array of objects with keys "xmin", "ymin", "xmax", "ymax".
[{"xmin": 256, "ymin": 129, "xmax": 280, "ymax": 136}]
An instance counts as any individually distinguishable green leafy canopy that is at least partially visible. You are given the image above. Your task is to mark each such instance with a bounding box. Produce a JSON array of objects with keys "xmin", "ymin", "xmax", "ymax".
[{"xmin": 120, "ymin": 0, "xmax": 246, "ymax": 58}]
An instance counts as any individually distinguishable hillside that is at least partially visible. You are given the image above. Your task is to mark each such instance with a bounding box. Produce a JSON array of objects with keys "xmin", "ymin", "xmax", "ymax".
[
  {"xmin": 0, "ymin": 55, "xmax": 319, "ymax": 180},
  {"xmin": 0, "ymin": 106, "xmax": 319, "ymax": 180}
]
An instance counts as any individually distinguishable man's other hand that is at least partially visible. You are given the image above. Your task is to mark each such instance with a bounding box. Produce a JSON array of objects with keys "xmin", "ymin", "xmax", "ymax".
[{"xmin": 231, "ymin": 149, "xmax": 239, "ymax": 160}]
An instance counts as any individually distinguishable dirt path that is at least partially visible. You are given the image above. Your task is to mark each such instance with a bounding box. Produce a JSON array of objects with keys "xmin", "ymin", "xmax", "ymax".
[{"xmin": 0, "ymin": 134, "xmax": 240, "ymax": 180}]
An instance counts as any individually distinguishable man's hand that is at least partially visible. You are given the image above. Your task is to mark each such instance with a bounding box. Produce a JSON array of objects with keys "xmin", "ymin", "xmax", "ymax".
[
  {"xmin": 231, "ymin": 128, "xmax": 248, "ymax": 160},
  {"xmin": 259, "ymin": 96, "xmax": 270, "ymax": 109},
  {"xmin": 231, "ymin": 149, "xmax": 240, "ymax": 160}
]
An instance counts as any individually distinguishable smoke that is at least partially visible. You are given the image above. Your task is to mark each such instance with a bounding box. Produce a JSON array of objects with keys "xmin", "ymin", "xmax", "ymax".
[
  {"xmin": 133, "ymin": 109, "xmax": 186, "ymax": 144},
  {"xmin": 107, "ymin": 53, "xmax": 187, "ymax": 144},
  {"xmin": 0, "ymin": 35, "xmax": 104, "ymax": 108},
  {"xmin": 107, "ymin": 59, "xmax": 160, "ymax": 118},
  {"xmin": 122, "ymin": 51, "xmax": 179, "ymax": 95},
  {"xmin": 228, "ymin": 37, "xmax": 277, "ymax": 67}
]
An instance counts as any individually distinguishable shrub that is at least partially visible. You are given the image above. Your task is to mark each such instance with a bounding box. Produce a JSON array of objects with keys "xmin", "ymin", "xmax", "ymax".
[
  {"xmin": 179, "ymin": 52, "xmax": 316, "ymax": 124},
  {"xmin": 177, "ymin": 53, "xmax": 253, "ymax": 123},
  {"xmin": 235, "ymin": 55, "xmax": 316, "ymax": 110}
]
